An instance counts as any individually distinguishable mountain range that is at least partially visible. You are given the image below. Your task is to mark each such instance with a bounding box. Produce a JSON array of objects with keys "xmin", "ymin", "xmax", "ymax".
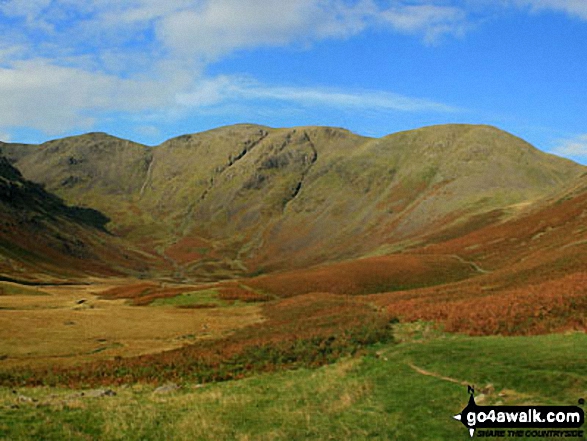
[{"xmin": 0, "ymin": 123, "xmax": 584, "ymax": 284}]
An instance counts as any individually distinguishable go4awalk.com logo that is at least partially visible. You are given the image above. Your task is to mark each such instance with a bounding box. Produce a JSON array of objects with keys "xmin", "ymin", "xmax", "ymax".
[{"xmin": 453, "ymin": 386, "xmax": 585, "ymax": 438}]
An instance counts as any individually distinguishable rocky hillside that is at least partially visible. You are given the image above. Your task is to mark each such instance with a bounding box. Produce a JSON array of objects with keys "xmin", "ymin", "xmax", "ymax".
[{"xmin": 1, "ymin": 124, "xmax": 583, "ymax": 280}]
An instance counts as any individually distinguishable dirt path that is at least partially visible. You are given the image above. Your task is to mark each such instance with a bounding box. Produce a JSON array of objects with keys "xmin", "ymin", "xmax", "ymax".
[
  {"xmin": 407, "ymin": 362, "xmax": 470, "ymax": 386},
  {"xmin": 407, "ymin": 362, "xmax": 533, "ymax": 404}
]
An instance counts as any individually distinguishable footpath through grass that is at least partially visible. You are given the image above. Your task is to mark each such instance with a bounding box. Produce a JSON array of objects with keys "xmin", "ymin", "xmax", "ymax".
[{"xmin": 1, "ymin": 323, "xmax": 585, "ymax": 440}]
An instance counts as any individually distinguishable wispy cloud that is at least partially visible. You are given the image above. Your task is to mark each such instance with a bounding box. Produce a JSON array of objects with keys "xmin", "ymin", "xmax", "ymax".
[
  {"xmin": 176, "ymin": 76, "xmax": 458, "ymax": 113},
  {"xmin": 379, "ymin": 4, "xmax": 469, "ymax": 44},
  {"xmin": 0, "ymin": 1, "xmax": 471, "ymax": 63},
  {"xmin": 510, "ymin": 0, "xmax": 587, "ymax": 20},
  {"xmin": 1, "ymin": 0, "xmax": 583, "ymax": 141},
  {"xmin": 0, "ymin": 0, "xmax": 468, "ymax": 138},
  {"xmin": 550, "ymin": 134, "xmax": 587, "ymax": 160}
]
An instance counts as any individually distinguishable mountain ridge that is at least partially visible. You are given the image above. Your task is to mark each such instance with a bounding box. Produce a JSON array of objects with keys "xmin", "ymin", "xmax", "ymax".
[{"xmin": 1, "ymin": 123, "xmax": 584, "ymax": 280}]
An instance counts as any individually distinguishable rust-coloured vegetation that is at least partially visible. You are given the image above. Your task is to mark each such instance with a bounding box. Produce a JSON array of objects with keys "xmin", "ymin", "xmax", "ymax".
[
  {"xmin": 164, "ymin": 235, "xmax": 216, "ymax": 264},
  {"xmin": 0, "ymin": 293, "xmax": 395, "ymax": 387},
  {"xmin": 216, "ymin": 283, "xmax": 273, "ymax": 303},
  {"xmin": 246, "ymin": 254, "xmax": 476, "ymax": 298},
  {"xmin": 371, "ymin": 271, "xmax": 587, "ymax": 336},
  {"xmin": 99, "ymin": 282, "xmax": 204, "ymax": 305},
  {"xmin": 4, "ymin": 175, "xmax": 587, "ymax": 388},
  {"xmin": 417, "ymin": 188, "xmax": 587, "ymax": 275},
  {"xmin": 98, "ymin": 282, "xmax": 159, "ymax": 300},
  {"xmin": 352, "ymin": 181, "xmax": 587, "ymax": 337}
]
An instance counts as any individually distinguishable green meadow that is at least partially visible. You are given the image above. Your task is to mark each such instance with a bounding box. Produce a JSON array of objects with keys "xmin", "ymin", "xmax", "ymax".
[{"xmin": 1, "ymin": 323, "xmax": 584, "ymax": 441}]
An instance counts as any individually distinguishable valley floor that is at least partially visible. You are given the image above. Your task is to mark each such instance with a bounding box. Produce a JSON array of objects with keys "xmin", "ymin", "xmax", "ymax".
[
  {"xmin": 0, "ymin": 281, "xmax": 263, "ymax": 369},
  {"xmin": 1, "ymin": 323, "xmax": 585, "ymax": 441}
]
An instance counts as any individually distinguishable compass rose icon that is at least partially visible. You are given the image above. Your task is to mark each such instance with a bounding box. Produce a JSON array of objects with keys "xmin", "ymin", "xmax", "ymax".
[{"xmin": 453, "ymin": 386, "xmax": 478, "ymax": 438}]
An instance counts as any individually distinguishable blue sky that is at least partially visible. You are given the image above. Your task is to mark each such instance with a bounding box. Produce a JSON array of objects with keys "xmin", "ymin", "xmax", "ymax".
[{"xmin": 0, "ymin": 0, "xmax": 586, "ymax": 163}]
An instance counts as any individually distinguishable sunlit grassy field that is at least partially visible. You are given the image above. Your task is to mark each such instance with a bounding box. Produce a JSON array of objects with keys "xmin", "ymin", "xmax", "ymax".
[
  {"xmin": 1, "ymin": 323, "xmax": 585, "ymax": 441},
  {"xmin": 0, "ymin": 273, "xmax": 585, "ymax": 440},
  {"xmin": 0, "ymin": 282, "xmax": 263, "ymax": 369}
]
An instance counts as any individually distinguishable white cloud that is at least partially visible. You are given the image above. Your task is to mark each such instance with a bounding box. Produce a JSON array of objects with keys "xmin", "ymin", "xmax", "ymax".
[
  {"xmin": 511, "ymin": 0, "xmax": 587, "ymax": 20},
  {"xmin": 14, "ymin": 0, "xmax": 587, "ymax": 141},
  {"xmin": 155, "ymin": 0, "xmax": 375, "ymax": 60},
  {"xmin": 154, "ymin": 1, "xmax": 471, "ymax": 59},
  {"xmin": 95, "ymin": 1, "xmax": 193, "ymax": 24},
  {"xmin": 550, "ymin": 135, "xmax": 587, "ymax": 159},
  {"xmin": 176, "ymin": 75, "xmax": 457, "ymax": 113},
  {"xmin": 0, "ymin": 59, "xmax": 177, "ymax": 134},
  {"xmin": 379, "ymin": 4, "xmax": 469, "ymax": 43},
  {"xmin": 0, "ymin": 1, "xmax": 472, "ymax": 64},
  {"xmin": 0, "ymin": 0, "xmax": 469, "ymax": 138},
  {"xmin": 2, "ymin": 0, "xmax": 586, "ymax": 145}
]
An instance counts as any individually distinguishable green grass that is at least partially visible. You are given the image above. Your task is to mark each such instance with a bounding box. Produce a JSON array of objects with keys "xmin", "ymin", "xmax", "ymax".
[
  {"xmin": 1, "ymin": 324, "xmax": 584, "ymax": 440},
  {"xmin": 150, "ymin": 289, "xmax": 223, "ymax": 308},
  {"xmin": 148, "ymin": 288, "xmax": 250, "ymax": 309}
]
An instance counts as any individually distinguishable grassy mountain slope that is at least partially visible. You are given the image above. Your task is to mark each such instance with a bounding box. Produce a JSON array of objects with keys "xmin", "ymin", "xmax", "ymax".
[
  {"xmin": 359, "ymin": 170, "xmax": 587, "ymax": 335},
  {"xmin": 4, "ymin": 124, "xmax": 584, "ymax": 280},
  {"xmin": 247, "ymin": 124, "xmax": 581, "ymax": 271},
  {"xmin": 6, "ymin": 133, "xmax": 152, "ymax": 232},
  {"xmin": 0, "ymin": 155, "xmax": 152, "ymax": 282}
]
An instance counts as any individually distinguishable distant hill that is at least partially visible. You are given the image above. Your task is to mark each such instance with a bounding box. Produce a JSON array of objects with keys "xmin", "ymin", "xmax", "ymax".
[{"xmin": 1, "ymin": 124, "xmax": 584, "ymax": 281}]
